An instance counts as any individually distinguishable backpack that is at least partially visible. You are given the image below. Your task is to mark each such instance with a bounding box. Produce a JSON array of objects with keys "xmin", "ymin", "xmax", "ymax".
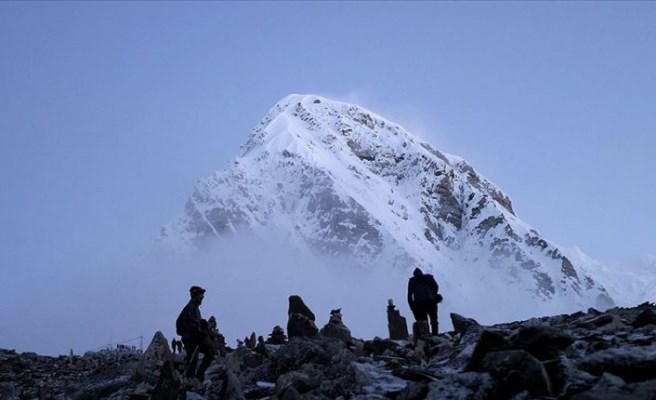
[
  {"xmin": 424, "ymin": 275, "xmax": 439, "ymax": 293},
  {"xmin": 422, "ymin": 274, "xmax": 443, "ymax": 303},
  {"xmin": 176, "ymin": 310, "xmax": 185, "ymax": 336}
]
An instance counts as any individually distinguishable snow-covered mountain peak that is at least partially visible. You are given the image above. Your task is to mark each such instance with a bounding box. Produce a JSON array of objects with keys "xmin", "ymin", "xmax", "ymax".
[
  {"xmin": 160, "ymin": 94, "xmax": 616, "ymax": 319},
  {"xmin": 243, "ymin": 94, "xmax": 450, "ymax": 164},
  {"xmin": 241, "ymin": 94, "xmax": 515, "ymax": 219}
]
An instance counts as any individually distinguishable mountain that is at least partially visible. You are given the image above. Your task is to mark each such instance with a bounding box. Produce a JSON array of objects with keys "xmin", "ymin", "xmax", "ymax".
[
  {"xmin": 158, "ymin": 94, "xmax": 614, "ymax": 318},
  {"xmin": 567, "ymin": 250, "xmax": 656, "ymax": 307}
]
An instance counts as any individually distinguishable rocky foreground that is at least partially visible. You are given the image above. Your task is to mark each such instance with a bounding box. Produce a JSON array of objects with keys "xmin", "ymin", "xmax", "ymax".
[{"xmin": 1, "ymin": 303, "xmax": 656, "ymax": 400}]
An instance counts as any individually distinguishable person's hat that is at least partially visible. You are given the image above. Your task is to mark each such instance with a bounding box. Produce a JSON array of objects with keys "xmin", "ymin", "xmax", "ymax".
[{"xmin": 189, "ymin": 286, "xmax": 206, "ymax": 296}]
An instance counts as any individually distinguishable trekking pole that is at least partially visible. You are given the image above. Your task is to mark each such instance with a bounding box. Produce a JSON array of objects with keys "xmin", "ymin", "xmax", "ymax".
[{"xmin": 181, "ymin": 345, "xmax": 199, "ymax": 379}]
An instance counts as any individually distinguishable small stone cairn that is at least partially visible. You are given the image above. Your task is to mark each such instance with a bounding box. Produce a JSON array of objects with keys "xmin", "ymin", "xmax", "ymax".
[
  {"xmin": 319, "ymin": 308, "xmax": 353, "ymax": 344},
  {"xmin": 266, "ymin": 325, "xmax": 287, "ymax": 344},
  {"xmin": 387, "ymin": 299, "xmax": 409, "ymax": 340},
  {"xmin": 286, "ymin": 295, "xmax": 319, "ymax": 338}
]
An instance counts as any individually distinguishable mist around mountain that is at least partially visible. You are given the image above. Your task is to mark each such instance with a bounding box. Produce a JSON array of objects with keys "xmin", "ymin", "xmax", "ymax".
[
  {"xmin": 5, "ymin": 95, "xmax": 650, "ymax": 359},
  {"xmin": 157, "ymin": 94, "xmax": 651, "ymax": 337},
  {"xmin": 567, "ymin": 250, "xmax": 656, "ymax": 307}
]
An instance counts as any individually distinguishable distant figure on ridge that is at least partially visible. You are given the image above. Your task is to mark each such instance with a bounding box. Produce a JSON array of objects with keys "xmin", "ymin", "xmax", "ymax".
[
  {"xmin": 407, "ymin": 267, "xmax": 442, "ymax": 336},
  {"xmin": 175, "ymin": 285, "xmax": 216, "ymax": 387}
]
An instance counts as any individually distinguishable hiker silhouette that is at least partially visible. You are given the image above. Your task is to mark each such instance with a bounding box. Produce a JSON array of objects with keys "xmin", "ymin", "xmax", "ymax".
[
  {"xmin": 175, "ymin": 285, "xmax": 215, "ymax": 386},
  {"xmin": 407, "ymin": 267, "xmax": 442, "ymax": 335}
]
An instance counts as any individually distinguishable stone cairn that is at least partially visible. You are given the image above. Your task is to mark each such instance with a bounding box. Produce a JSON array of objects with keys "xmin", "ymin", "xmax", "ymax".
[
  {"xmin": 266, "ymin": 325, "xmax": 287, "ymax": 344},
  {"xmin": 319, "ymin": 308, "xmax": 354, "ymax": 345},
  {"xmin": 387, "ymin": 299, "xmax": 409, "ymax": 340},
  {"xmin": 286, "ymin": 294, "xmax": 319, "ymax": 338}
]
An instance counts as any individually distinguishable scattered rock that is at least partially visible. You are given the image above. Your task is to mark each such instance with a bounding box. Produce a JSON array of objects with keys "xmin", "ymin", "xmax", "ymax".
[
  {"xmin": 480, "ymin": 349, "xmax": 552, "ymax": 398},
  {"xmin": 450, "ymin": 312, "xmax": 481, "ymax": 336},
  {"xmin": 2, "ymin": 303, "xmax": 656, "ymax": 400},
  {"xmin": 509, "ymin": 325, "xmax": 574, "ymax": 360},
  {"xmin": 632, "ymin": 308, "xmax": 656, "ymax": 328},
  {"xmin": 150, "ymin": 360, "xmax": 182, "ymax": 400},
  {"xmin": 467, "ymin": 329, "xmax": 509, "ymax": 371},
  {"xmin": 412, "ymin": 321, "xmax": 430, "ymax": 342}
]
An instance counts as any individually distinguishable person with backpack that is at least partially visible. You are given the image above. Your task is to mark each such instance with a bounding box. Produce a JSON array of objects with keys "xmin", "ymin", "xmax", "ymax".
[
  {"xmin": 176, "ymin": 285, "xmax": 215, "ymax": 387},
  {"xmin": 407, "ymin": 267, "xmax": 443, "ymax": 336}
]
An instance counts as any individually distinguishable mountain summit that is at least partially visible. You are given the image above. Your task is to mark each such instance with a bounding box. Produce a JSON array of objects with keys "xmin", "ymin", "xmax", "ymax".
[{"xmin": 159, "ymin": 94, "xmax": 614, "ymax": 315}]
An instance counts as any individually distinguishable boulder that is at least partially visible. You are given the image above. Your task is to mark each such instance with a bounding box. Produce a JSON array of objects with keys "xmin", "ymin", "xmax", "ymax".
[
  {"xmin": 143, "ymin": 331, "xmax": 172, "ymax": 369},
  {"xmin": 480, "ymin": 349, "xmax": 552, "ymax": 398},
  {"xmin": 450, "ymin": 313, "xmax": 481, "ymax": 336},
  {"xmin": 577, "ymin": 345, "xmax": 656, "ymax": 383},
  {"xmin": 509, "ymin": 325, "xmax": 574, "ymax": 360},
  {"xmin": 221, "ymin": 369, "xmax": 246, "ymax": 400},
  {"xmin": 467, "ymin": 329, "xmax": 509, "ymax": 371},
  {"xmin": 632, "ymin": 308, "xmax": 656, "ymax": 328},
  {"xmin": 150, "ymin": 360, "xmax": 181, "ymax": 400}
]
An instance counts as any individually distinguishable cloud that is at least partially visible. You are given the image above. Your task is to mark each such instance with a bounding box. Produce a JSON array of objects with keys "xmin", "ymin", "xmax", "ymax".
[
  {"xmin": 151, "ymin": 235, "xmax": 413, "ymax": 349},
  {"xmin": 315, "ymin": 90, "xmax": 453, "ymax": 156},
  {"xmin": 316, "ymin": 89, "xmax": 377, "ymax": 113},
  {"xmin": 0, "ymin": 233, "xmax": 414, "ymax": 355},
  {"xmin": 1, "ymin": 229, "xmax": 600, "ymax": 356}
]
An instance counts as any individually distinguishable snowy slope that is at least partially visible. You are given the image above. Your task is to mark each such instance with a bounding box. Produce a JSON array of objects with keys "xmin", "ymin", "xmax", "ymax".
[
  {"xmin": 567, "ymin": 250, "xmax": 656, "ymax": 306},
  {"xmin": 159, "ymin": 94, "xmax": 618, "ymax": 321}
]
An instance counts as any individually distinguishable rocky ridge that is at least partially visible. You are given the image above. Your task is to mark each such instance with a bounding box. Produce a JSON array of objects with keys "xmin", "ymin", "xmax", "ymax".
[{"xmin": 2, "ymin": 302, "xmax": 655, "ymax": 400}]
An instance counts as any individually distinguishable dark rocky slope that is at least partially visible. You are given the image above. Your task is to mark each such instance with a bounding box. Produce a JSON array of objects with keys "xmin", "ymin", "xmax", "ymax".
[{"xmin": 1, "ymin": 302, "xmax": 655, "ymax": 400}]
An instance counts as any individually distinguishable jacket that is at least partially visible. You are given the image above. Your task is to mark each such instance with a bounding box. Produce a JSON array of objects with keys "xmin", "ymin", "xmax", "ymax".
[
  {"xmin": 407, "ymin": 271, "xmax": 439, "ymax": 305},
  {"xmin": 178, "ymin": 298, "xmax": 204, "ymax": 339}
]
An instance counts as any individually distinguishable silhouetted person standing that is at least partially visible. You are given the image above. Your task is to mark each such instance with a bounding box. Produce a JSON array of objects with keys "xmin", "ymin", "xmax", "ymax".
[
  {"xmin": 176, "ymin": 286, "xmax": 215, "ymax": 387},
  {"xmin": 407, "ymin": 267, "xmax": 442, "ymax": 335}
]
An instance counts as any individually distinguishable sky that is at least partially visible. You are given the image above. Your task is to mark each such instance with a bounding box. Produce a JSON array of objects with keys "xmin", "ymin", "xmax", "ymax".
[{"xmin": 1, "ymin": 2, "xmax": 655, "ymax": 355}]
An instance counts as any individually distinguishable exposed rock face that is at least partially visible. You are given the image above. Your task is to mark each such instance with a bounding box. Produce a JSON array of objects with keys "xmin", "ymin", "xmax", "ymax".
[
  {"xmin": 2, "ymin": 302, "xmax": 654, "ymax": 399},
  {"xmin": 159, "ymin": 94, "xmax": 614, "ymax": 317}
]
